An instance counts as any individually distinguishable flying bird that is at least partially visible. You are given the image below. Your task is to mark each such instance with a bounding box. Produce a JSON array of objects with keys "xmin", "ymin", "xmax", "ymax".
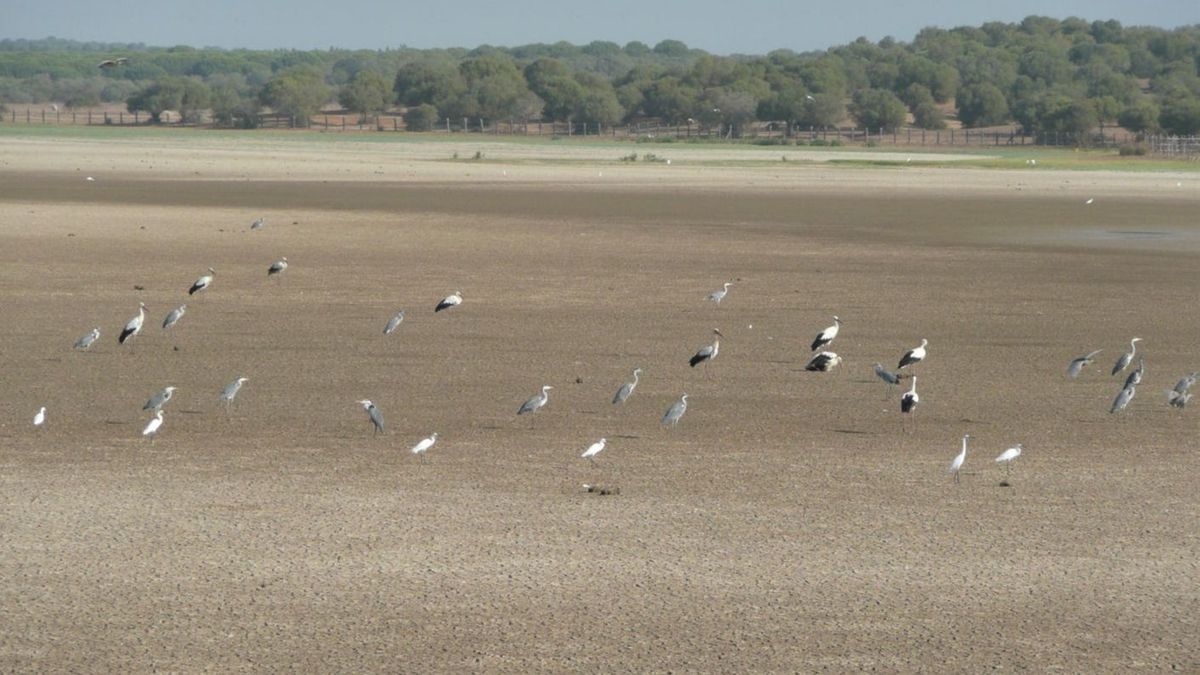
[
  {"xmin": 411, "ymin": 432, "xmax": 438, "ymax": 460},
  {"xmin": 119, "ymin": 302, "xmax": 147, "ymax": 344},
  {"xmin": 708, "ymin": 282, "xmax": 732, "ymax": 305},
  {"xmin": 581, "ymin": 438, "xmax": 606, "ymax": 464},
  {"xmin": 142, "ymin": 410, "xmax": 164, "ymax": 441},
  {"xmin": 1067, "ymin": 349, "xmax": 1103, "ymax": 379},
  {"xmin": 804, "ymin": 351, "xmax": 842, "ymax": 372},
  {"xmin": 1110, "ymin": 385, "xmax": 1136, "ymax": 414},
  {"xmin": 188, "ymin": 268, "xmax": 215, "ymax": 295},
  {"xmin": 383, "ymin": 310, "xmax": 405, "ymax": 335},
  {"xmin": 518, "ymin": 385, "xmax": 553, "ymax": 416},
  {"xmin": 689, "ymin": 329, "xmax": 722, "ymax": 369},
  {"xmin": 97, "ymin": 57, "xmax": 128, "ymax": 69},
  {"xmin": 220, "ymin": 377, "xmax": 249, "ymax": 409},
  {"xmin": 33, "ymin": 406, "xmax": 46, "ymax": 428},
  {"xmin": 74, "ymin": 327, "xmax": 100, "ymax": 350},
  {"xmin": 662, "ymin": 394, "xmax": 688, "ymax": 426},
  {"xmin": 995, "ymin": 444, "xmax": 1022, "ymax": 477},
  {"xmin": 612, "ymin": 368, "xmax": 642, "ymax": 405},
  {"xmin": 358, "ymin": 399, "xmax": 385, "ymax": 435},
  {"xmin": 143, "ymin": 386, "xmax": 177, "ymax": 412},
  {"xmin": 901, "ymin": 376, "xmax": 919, "ymax": 414},
  {"xmin": 267, "ymin": 257, "xmax": 288, "ymax": 277},
  {"xmin": 435, "ymin": 291, "xmax": 463, "ymax": 313},
  {"xmin": 161, "ymin": 304, "xmax": 187, "ymax": 330},
  {"xmin": 949, "ymin": 434, "xmax": 969, "ymax": 483},
  {"xmin": 810, "ymin": 315, "xmax": 841, "ymax": 351},
  {"xmin": 898, "ymin": 339, "xmax": 928, "ymax": 370},
  {"xmin": 1111, "ymin": 338, "xmax": 1141, "ymax": 375}
]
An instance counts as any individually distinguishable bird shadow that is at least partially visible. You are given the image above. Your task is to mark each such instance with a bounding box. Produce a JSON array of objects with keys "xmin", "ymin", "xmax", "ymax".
[{"xmin": 833, "ymin": 429, "xmax": 872, "ymax": 435}]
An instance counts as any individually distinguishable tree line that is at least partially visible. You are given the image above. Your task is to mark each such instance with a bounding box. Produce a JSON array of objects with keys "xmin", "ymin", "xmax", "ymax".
[{"xmin": 1, "ymin": 17, "xmax": 1199, "ymax": 136}]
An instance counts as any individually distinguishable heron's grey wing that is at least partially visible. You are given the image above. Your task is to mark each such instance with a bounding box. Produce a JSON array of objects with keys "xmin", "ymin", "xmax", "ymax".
[
  {"xmin": 613, "ymin": 383, "xmax": 632, "ymax": 404},
  {"xmin": 518, "ymin": 397, "xmax": 538, "ymax": 414},
  {"xmin": 1067, "ymin": 358, "xmax": 1086, "ymax": 379},
  {"xmin": 370, "ymin": 407, "xmax": 384, "ymax": 430}
]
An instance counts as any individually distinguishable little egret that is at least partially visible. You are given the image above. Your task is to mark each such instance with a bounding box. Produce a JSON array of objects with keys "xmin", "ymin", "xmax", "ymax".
[
  {"xmin": 949, "ymin": 434, "xmax": 969, "ymax": 483},
  {"xmin": 612, "ymin": 368, "xmax": 642, "ymax": 405},
  {"xmin": 142, "ymin": 410, "xmax": 164, "ymax": 441},
  {"xmin": 1111, "ymin": 338, "xmax": 1141, "ymax": 375},
  {"xmin": 898, "ymin": 339, "xmax": 928, "ymax": 370},
  {"xmin": 581, "ymin": 438, "xmax": 606, "ymax": 464},
  {"xmin": 411, "ymin": 432, "xmax": 437, "ymax": 461},
  {"xmin": 995, "ymin": 444, "xmax": 1022, "ymax": 477},
  {"xmin": 810, "ymin": 316, "xmax": 841, "ymax": 352},
  {"xmin": 188, "ymin": 268, "xmax": 215, "ymax": 295},
  {"xmin": 33, "ymin": 406, "xmax": 46, "ymax": 428},
  {"xmin": 1067, "ymin": 349, "xmax": 1103, "ymax": 378}
]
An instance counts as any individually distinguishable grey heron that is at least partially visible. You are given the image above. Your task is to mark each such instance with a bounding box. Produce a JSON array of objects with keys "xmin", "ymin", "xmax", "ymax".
[
  {"xmin": 119, "ymin": 302, "xmax": 146, "ymax": 344},
  {"xmin": 995, "ymin": 444, "xmax": 1022, "ymax": 478},
  {"xmin": 1122, "ymin": 357, "xmax": 1144, "ymax": 390},
  {"xmin": 188, "ymin": 267, "xmax": 215, "ymax": 295},
  {"xmin": 810, "ymin": 316, "xmax": 841, "ymax": 351},
  {"xmin": 435, "ymin": 291, "xmax": 463, "ymax": 313},
  {"xmin": 1111, "ymin": 338, "xmax": 1141, "ymax": 375},
  {"xmin": 1067, "ymin": 349, "xmax": 1103, "ymax": 378},
  {"xmin": 384, "ymin": 310, "xmax": 405, "ymax": 335},
  {"xmin": 689, "ymin": 329, "xmax": 722, "ymax": 369},
  {"xmin": 874, "ymin": 363, "xmax": 902, "ymax": 397},
  {"xmin": 949, "ymin": 434, "xmax": 969, "ymax": 483},
  {"xmin": 901, "ymin": 376, "xmax": 919, "ymax": 414},
  {"xmin": 612, "ymin": 368, "xmax": 642, "ymax": 405},
  {"xmin": 411, "ymin": 433, "xmax": 437, "ymax": 461},
  {"xmin": 708, "ymin": 282, "xmax": 732, "ymax": 305},
  {"xmin": 662, "ymin": 394, "xmax": 688, "ymax": 426},
  {"xmin": 518, "ymin": 386, "xmax": 553, "ymax": 416},
  {"xmin": 1110, "ymin": 385, "xmax": 1136, "ymax": 414},
  {"xmin": 142, "ymin": 410, "xmax": 164, "ymax": 441},
  {"xmin": 220, "ymin": 377, "xmax": 249, "ymax": 409},
  {"xmin": 581, "ymin": 438, "xmax": 606, "ymax": 464},
  {"xmin": 162, "ymin": 304, "xmax": 187, "ymax": 330},
  {"xmin": 358, "ymin": 399, "xmax": 385, "ymax": 435},
  {"xmin": 804, "ymin": 351, "xmax": 842, "ymax": 372},
  {"xmin": 267, "ymin": 257, "xmax": 288, "ymax": 277},
  {"xmin": 898, "ymin": 339, "xmax": 927, "ymax": 370},
  {"xmin": 250, "ymin": 217, "xmax": 265, "ymax": 231},
  {"xmin": 143, "ymin": 386, "xmax": 177, "ymax": 412},
  {"xmin": 1172, "ymin": 372, "xmax": 1197, "ymax": 395},
  {"xmin": 74, "ymin": 328, "xmax": 100, "ymax": 350},
  {"xmin": 33, "ymin": 406, "xmax": 46, "ymax": 428},
  {"xmin": 1168, "ymin": 390, "xmax": 1192, "ymax": 409}
]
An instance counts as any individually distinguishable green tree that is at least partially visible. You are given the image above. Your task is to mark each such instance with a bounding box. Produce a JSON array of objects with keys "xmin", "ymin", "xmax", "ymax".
[
  {"xmin": 338, "ymin": 69, "xmax": 392, "ymax": 121},
  {"xmin": 1159, "ymin": 93, "xmax": 1200, "ymax": 135},
  {"xmin": 259, "ymin": 67, "xmax": 330, "ymax": 124},
  {"xmin": 849, "ymin": 88, "xmax": 906, "ymax": 130},
  {"xmin": 956, "ymin": 82, "xmax": 1009, "ymax": 126},
  {"xmin": 403, "ymin": 103, "xmax": 439, "ymax": 131},
  {"xmin": 1117, "ymin": 99, "xmax": 1160, "ymax": 132},
  {"xmin": 799, "ymin": 92, "xmax": 844, "ymax": 129},
  {"xmin": 126, "ymin": 76, "xmax": 209, "ymax": 123},
  {"xmin": 913, "ymin": 101, "xmax": 946, "ymax": 129}
]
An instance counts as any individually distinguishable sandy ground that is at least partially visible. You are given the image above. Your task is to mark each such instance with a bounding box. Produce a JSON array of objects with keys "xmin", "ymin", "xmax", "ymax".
[{"xmin": 0, "ymin": 134, "xmax": 1198, "ymax": 671}]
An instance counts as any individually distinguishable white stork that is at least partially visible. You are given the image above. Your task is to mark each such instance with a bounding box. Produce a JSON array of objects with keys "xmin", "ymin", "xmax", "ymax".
[
  {"xmin": 119, "ymin": 302, "xmax": 147, "ymax": 344},
  {"xmin": 188, "ymin": 267, "xmax": 215, "ymax": 295},
  {"xmin": 810, "ymin": 315, "xmax": 841, "ymax": 351},
  {"xmin": 435, "ymin": 291, "xmax": 463, "ymax": 313},
  {"xmin": 898, "ymin": 339, "xmax": 927, "ymax": 370}
]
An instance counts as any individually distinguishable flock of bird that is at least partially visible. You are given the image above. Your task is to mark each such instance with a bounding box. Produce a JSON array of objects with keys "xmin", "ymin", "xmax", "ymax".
[{"xmin": 26, "ymin": 218, "xmax": 1196, "ymax": 486}]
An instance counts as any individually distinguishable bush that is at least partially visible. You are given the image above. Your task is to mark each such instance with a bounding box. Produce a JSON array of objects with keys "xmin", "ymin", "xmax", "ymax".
[
  {"xmin": 1118, "ymin": 144, "xmax": 1148, "ymax": 156},
  {"xmin": 402, "ymin": 103, "xmax": 439, "ymax": 131}
]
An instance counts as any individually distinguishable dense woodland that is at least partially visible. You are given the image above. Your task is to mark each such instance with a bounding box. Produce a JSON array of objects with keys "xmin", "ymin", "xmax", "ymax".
[{"xmin": 2, "ymin": 17, "xmax": 1199, "ymax": 135}]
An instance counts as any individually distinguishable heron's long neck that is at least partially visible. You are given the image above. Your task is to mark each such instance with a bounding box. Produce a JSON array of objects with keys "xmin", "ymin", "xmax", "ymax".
[
  {"xmin": 1130, "ymin": 340, "xmax": 1137, "ymax": 354},
  {"xmin": 632, "ymin": 371, "xmax": 640, "ymax": 385}
]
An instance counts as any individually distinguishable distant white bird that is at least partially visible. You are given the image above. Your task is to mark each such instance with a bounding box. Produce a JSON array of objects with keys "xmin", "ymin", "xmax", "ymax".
[
  {"xmin": 220, "ymin": 377, "xmax": 249, "ymax": 409},
  {"xmin": 1111, "ymin": 338, "xmax": 1141, "ymax": 375},
  {"xmin": 250, "ymin": 217, "xmax": 265, "ymax": 231},
  {"xmin": 33, "ymin": 406, "xmax": 46, "ymax": 428},
  {"xmin": 898, "ymin": 339, "xmax": 927, "ymax": 370},
  {"xmin": 949, "ymin": 434, "xmax": 969, "ymax": 483},
  {"xmin": 810, "ymin": 315, "xmax": 841, "ymax": 351},
  {"xmin": 1122, "ymin": 357, "xmax": 1145, "ymax": 390},
  {"xmin": 612, "ymin": 367, "xmax": 642, "ymax": 405},
  {"xmin": 689, "ymin": 329, "xmax": 722, "ymax": 369},
  {"xmin": 581, "ymin": 438, "xmax": 606, "ymax": 464},
  {"xmin": 435, "ymin": 291, "xmax": 463, "ymax": 313},
  {"xmin": 358, "ymin": 399, "xmax": 385, "ymax": 435},
  {"xmin": 143, "ymin": 386, "xmax": 177, "ymax": 412},
  {"xmin": 383, "ymin": 310, "xmax": 405, "ymax": 335},
  {"xmin": 995, "ymin": 444, "xmax": 1022, "ymax": 477},
  {"xmin": 161, "ymin": 304, "xmax": 186, "ymax": 330},
  {"xmin": 518, "ymin": 385, "xmax": 553, "ymax": 415},
  {"xmin": 74, "ymin": 327, "xmax": 100, "ymax": 350},
  {"xmin": 119, "ymin": 302, "xmax": 146, "ymax": 344},
  {"xmin": 662, "ymin": 394, "xmax": 688, "ymax": 426},
  {"xmin": 267, "ymin": 257, "xmax": 288, "ymax": 277},
  {"xmin": 901, "ymin": 376, "xmax": 919, "ymax": 414},
  {"xmin": 142, "ymin": 410, "xmax": 164, "ymax": 440},
  {"xmin": 1085, "ymin": 198, "xmax": 1094, "ymax": 205},
  {"xmin": 1110, "ymin": 385, "xmax": 1136, "ymax": 414},
  {"xmin": 708, "ymin": 282, "xmax": 732, "ymax": 304},
  {"xmin": 85, "ymin": 176, "xmax": 95, "ymax": 182},
  {"xmin": 804, "ymin": 351, "xmax": 842, "ymax": 372},
  {"xmin": 1067, "ymin": 349, "xmax": 1103, "ymax": 379},
  {"xmin": 411, "ymin": 432, "xmax": 438, "ymax": 460},
  {"xmin": 188, "ymin": 267, "xmax": 215, "ymax": 295},
  {"xmin": 805, "ymin": 94, "xmax": 815, "ymax": 101}
]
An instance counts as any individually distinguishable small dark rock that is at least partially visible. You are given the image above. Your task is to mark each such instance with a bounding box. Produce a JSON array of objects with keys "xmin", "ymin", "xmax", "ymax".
[{"xmin": 133, "ymin": 285, "xmax": 145, "ymax": 290}]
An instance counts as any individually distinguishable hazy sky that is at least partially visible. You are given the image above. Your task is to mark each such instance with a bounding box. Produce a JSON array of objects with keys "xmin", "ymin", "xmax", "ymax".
[{"xmin": 2, "ymin": 0, "xmax": 1198, "ymax": 54}]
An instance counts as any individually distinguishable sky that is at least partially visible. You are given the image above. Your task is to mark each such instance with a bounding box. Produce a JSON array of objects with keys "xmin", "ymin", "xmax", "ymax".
[{"xmin": 2, "ymin": 0, "xmax": 1198, "ymax": 54}]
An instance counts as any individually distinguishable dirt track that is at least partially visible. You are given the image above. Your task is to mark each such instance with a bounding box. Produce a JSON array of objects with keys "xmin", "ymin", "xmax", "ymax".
[{"xmin": 0, "ymin": 138, "xmax": 1198, "ymax": 671}]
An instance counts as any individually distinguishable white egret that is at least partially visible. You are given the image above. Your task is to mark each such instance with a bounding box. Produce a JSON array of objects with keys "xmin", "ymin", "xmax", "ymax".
[
  {"xmin": 33, "ymin": 406, "xmax": 46, "ymax": 428},
  {"xmin": 411, "ymin": 432, "xmax": 437, "ymax": 461},
  {"xmin": 581, "ymin": 438, "xmax": 606, "ymax": 464},
  {"xmin": 142, "ymin": 411, "xmax": 164, "ymax": 441},
  {"xmin": 995, "ymin": 444, "xmax": 1022, "ymax": 477},
  {"xmin": 949, "ymin": 434, "xmax": 969, "ymax": 483}
]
